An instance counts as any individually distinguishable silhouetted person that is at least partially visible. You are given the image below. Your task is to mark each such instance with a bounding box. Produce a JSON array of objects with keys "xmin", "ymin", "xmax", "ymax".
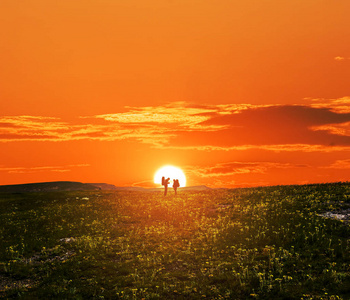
[
  {"xmin": 173, "ymin": 179, "xmax": 180, "ymax": 195},
  {"xmin": 162, "ymin": 176, "xmax": 170, "ymax": 196}
]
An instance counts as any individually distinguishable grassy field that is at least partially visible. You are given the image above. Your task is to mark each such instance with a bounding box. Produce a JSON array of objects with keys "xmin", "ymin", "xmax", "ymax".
[{"xmin": 1, "ymin": 183, "xmax": 350, "ymax": 299}]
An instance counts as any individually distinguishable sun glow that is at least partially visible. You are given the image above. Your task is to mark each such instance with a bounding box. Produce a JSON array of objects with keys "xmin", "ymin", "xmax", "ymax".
[{"xmin": 154, "ymin": 165, "xmax": 186, "ymax": 187}]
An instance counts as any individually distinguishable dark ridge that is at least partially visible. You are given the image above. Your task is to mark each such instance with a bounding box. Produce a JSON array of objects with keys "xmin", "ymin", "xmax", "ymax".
[
  {"xmin": 89, "ymin": 183, "xmax": 212, "ymax": 192},
  {"xmin": 0, "ymin": 181, "xmax": 213, "ymax": 193},
  {"xmin": 0, "ymin": 181, "xmax": 100, "ymax": 193}
]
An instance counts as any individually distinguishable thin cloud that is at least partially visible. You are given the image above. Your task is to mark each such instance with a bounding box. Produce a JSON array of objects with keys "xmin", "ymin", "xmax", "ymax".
[
  {"xmin": 131, "ymin": 180, "xmax": 157, "ymax": 188},
  {"xmin": 0, "ymin": 103, "xmax": 260, "ymax": 143},
  {"xmin": 1, "ymin": 101, "xmax": 350, "ymax": 153},
  {"xmin": 0, "ymin": 164, "xmax": 90, "ymax": 174},
  {"xmin": 93, "ymin": 102, "xmax": 229, "ymax": 131},
  {"xmin": 321, "ymin": 159, "xmax": 350, "ymax": 169},
  {"xmin": 334, "ymin": 56, "xmax": 350, "ymax": 61},
  {"xmin": 310, "ymin": 122, "xmax": 350, "ymax": 137},
  {"xmin": 0, "ymin": 116, "xmax": 75, "ymax": 142},
  {"xmin": 306, "ymin": 96, "xmax": 350, "ymax": 113},
  {"xmin": 187, "ymin": 161, "xmax": 308, "ymax": 178},
  {"xmin": 169, "ymin": 105, "xmax": 350, "ymax": 149},
  {"xmin": 160, "ymin": 144, "xmax": 350, "ymax": 152}
]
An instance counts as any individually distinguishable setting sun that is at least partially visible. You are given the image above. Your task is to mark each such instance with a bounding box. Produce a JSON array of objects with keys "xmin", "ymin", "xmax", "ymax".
[{"xmin": 154, "ymin": 165, "xmax": 186, "ymax": 187}]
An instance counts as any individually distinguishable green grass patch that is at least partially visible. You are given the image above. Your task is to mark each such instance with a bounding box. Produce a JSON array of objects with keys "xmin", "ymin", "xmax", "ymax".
[{"xmin": 1, "ymin": 183, "xmax": 350, "ymax": 299}]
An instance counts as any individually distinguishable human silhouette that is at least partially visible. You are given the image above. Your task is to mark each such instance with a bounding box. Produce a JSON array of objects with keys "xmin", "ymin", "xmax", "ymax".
[
  {"xmin": 173, "ymin": 179, "xmax": 180, "ymax": 195},
  {"xmin": 162, "ymin": 176, "xmax": 170, "ymax": 196}
]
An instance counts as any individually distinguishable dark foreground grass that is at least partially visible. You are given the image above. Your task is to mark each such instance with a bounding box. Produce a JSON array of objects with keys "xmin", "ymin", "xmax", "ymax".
[{"xmin": 1, "ymin": 183, "xmax": 350, "ymax": 299}]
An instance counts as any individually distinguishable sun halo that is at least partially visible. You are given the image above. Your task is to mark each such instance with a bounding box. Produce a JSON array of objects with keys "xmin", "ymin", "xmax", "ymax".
[{"xmin": 154, "ymin": 165, "xmax": 186, "ymax": 187}]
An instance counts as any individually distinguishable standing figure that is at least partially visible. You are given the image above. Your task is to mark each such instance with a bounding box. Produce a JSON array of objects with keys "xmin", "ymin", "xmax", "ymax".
[
  {"xmin": 173, "ymin": 179, "xmax": 180, "ymax": 195},
  {"xmin": 162, "ymin": 176, "xmax": 170, "ymax": 196}
]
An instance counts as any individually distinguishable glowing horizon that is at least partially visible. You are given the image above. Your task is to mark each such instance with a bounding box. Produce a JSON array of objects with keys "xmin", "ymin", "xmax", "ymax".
[{"xmin": 154, "ymin": 165, "xmax": 187, "ymax": 188}]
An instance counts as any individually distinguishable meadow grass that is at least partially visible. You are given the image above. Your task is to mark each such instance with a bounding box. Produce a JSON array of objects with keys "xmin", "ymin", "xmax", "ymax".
[{"xmin": 0, "ymin": 183, "xmax": 350, "ymax": 299}]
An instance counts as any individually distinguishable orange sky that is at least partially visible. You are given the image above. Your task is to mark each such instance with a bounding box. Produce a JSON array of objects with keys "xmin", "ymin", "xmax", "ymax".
[{"xmin": 1, "ymin": 0, "xmax": 350, "ymax": 188}]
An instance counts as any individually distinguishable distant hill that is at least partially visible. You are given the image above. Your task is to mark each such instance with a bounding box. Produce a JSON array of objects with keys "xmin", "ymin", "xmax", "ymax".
[
  {"xmin": 0, "ymin": 181, "xmax": 212, "ymax": 193},
  {"xmin": 146, "ymin": 185, "xmax": 211, "ymax": 192},
  {"xmin": 88, "ymin": 183, "xmax": 149, "ymax": 192},
  {"xmin": 89, "ymin": 183, "xmax": 211, "ymax": 192},
  {"xmin": 89, "ymin": 183, "xmax": 120, "ymax": 190},
  {"xmin": 178, "ymin": 185, "xmax": 212, "ymax": 191},
  {"xmin": 89, "ymin": 183, "xmax": 148, "ymax": 192},
  {"xmin": 0, "ymin": 181, "xmax": 100, "ymax": 193}
]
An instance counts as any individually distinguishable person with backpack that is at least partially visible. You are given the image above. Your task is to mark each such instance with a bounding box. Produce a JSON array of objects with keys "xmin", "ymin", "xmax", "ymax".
[
  {"xmin": 173, "ymin": 179, "xmax": 180, "ymax": 195},
  {"xmin": 162, "ymin": 176, "xmax": 170, "ymax": 196}
]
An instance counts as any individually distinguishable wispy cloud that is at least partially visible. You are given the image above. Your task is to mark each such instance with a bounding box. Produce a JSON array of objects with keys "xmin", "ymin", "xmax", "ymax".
[
  {"xmin": 310, "ymin": 122, "xmax": 350, "ymax": 137},
  {"xmin": 334, "ymin": 56, "xmax": 350, "ymax": 61},
  {"xmin": 91, "ymin": 102, "xmax": 267, "ymax": 131},
  {"xmin": 187, "ymin": 161, "xmax": 308, "ymax": 178},
  {"xmin": 162, "ymin": 144, "xmax": 350, "ymax": 152},
  {"xmin": 1, "ymin": 100, "xmax": 350, "ymax": 153},
  {"xmin": 131, "ymin": 180, "xmax": 157, "ymax": 188},
  {"xmin": 0, "ymin": 103, "xmax": 269, "ymax": 143},
  {"xmin": 169, "ymin": 104, "xmax": 350, "ymax": 150},
  {"xmin": 306, "ymin": 96, "xmax": 350, "ymax": 113},
  {"xmin": 0, "ymin": 164, "xmax": 90, "ymax": 174},
  {"xmin": 0, "ymin": 116, "xmax": 77, "ymax": 142},
  {"xmin": 321, "ymin": 159, "xmax": 350, "ymax": 169}
]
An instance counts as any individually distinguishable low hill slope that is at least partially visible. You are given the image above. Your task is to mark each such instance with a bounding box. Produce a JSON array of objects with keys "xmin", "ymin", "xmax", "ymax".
[
  {"xmin": 89, "ymin": 183, "xmax": 212, "ymax": 192},
  {"xmin": 0, "ymin": 181, "xmax": 99, "ymax": 193},
  {"xmin": 0, "ymin": 181, "xmax": 212, "ymax": 193},
  {"xmin": 89, "ymin": 183, "xmax": 147, "ymax": 191}
]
